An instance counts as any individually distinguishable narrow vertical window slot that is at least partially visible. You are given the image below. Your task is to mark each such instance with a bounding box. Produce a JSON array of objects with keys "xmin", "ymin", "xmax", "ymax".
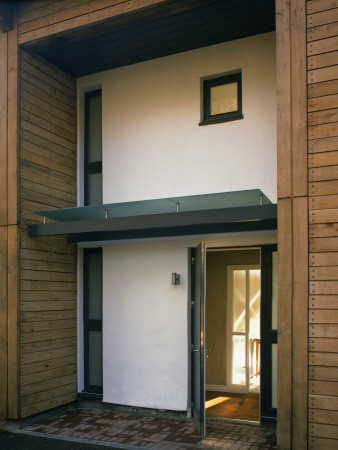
[
  {"xmin": 83, "ymin": 248, "xmax": 103, "ymax": 396},
  {"xmin": 84, "ymin": 90, "xmax": 102, "ymax": 206}
]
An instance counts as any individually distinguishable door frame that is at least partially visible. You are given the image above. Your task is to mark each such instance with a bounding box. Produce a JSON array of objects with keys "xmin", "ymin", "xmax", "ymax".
[
  {"xmin": 260, "ymin": 245, "xmax": 277, "ymax": 422},
  {"xmin": 189, "ymin": 244, "xmax": 277, "ymax": 429},
  {"xmin": 190, "ymin": 243, "xmax": 206, "ymax": 438}
]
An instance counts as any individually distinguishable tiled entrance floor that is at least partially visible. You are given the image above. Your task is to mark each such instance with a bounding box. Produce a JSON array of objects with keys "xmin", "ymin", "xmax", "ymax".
[{"xmin": 24, "ymin": 407, "xmax": 277, "ymax": 449}]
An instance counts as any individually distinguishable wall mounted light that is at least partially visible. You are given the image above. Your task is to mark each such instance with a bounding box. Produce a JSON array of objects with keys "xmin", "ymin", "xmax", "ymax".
[{"xmin": 172, "ymin": 272, "xmax": 180, "ymax": 285}]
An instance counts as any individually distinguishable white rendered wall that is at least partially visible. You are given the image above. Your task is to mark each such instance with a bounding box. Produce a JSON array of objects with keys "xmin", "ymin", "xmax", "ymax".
[
  {"xmin": 77, "ymin": 32, "xmax": 278, "ymax": 411},
  {"xmin": 101, "ymin": 231, "xmax": 277, "ymax": 410},
  {"xmin": 102, "ymin": 242, "xmax": 188, "ymax": 410},
  {"xmin": 77, "ymin": 32, "xmax": 277, "ymax": 204}
]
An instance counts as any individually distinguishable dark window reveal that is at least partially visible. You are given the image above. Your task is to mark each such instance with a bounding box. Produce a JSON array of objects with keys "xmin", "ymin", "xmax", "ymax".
[
  {"xmin": 84, "ymin": 90, "xmax": 102, "ymax": 205},
  {"xmin": 83, "ymin": 247, "xmax": 103, "ymax": 395},
  {"xmin": 200, "ymin": 73, "xmax": 243, "ymax": 125}
]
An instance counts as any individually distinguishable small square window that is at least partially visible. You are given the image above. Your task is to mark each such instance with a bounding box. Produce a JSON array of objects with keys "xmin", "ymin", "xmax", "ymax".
[{"xmin": 200, "ymin": 73, "xmax": 243, "ymax": 125}]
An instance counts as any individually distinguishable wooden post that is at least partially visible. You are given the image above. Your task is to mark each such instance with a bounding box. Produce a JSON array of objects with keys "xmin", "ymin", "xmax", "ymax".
[
  {"xmin": 276, "ymin": 0, "xmax": 308, "ymax": 448},
  {"xmin": 0, "ymin": 22, "xmax": 9, "ymax": 420}
]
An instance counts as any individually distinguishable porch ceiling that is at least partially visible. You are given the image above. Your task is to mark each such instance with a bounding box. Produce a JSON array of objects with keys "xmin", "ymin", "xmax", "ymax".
[{"xmin": 22, "ymin": 0, "xmax": 275, "ymax": 77}]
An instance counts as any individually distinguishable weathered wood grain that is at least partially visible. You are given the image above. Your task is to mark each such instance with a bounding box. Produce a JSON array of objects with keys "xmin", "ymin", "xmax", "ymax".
[
  {"xmin": 310, "ymin": 323, "xmax": 338, "ymax": 338},
  {"xmin": 309, "ymin": 379, "xmax": 338, "ymax": 396},
  {"xmin": 309, "ymin": 422, "xmax": 338, "ymax": 440},
  {"xmin": 309, "ymin": 336, "xmax": 338, "ymax": 351},
  {"xmin": 309, "ymin": 180, "xmax": 338, "ymax": 196},
  {"xmin": 292, "ymin": 195, "xmax": 308, "ymax": 446},
  {"xmin": 307, "ymin": 0, "xmax": 338, "ymax": 15},
  {"xmin": 308, "ymin": 22, "xmax": 338, "ymax": 41},
  {"xmin": 307, "ymin": 8, "xmax": 338, "ymax": 28},
  {"xmin": 310, "ymin": 237, "xmax": 338, "ymax": 252},
  {"xmin": 310, "ymin": 266, "xmax": 338, "ymax": 279},
  {"xmin": 309, "ymin": 194, "xmax": 338, "ymax": 210},
  {"xmin": 309, "ymin": 351, "xmax": 338, "ymax": 365},
  {"xmin": 19, "ymin": 49, "xmax": 77, "ymax": 419},
  {"xmin": 309, "ymin": 209, "xmax": 338, "ymax": 224},
  {"xmin": 308, "ymin": 80, "xmax": 338, "ymax": 99},
  {"xmin": 310, "ymin": 252, "xmax": 338, "ymax": 266},
  {"xmin": 308, "ymin": 66, "xmax": 338, "ymax": 84},
  {"xmin": 308, "ymin": 52, "xmax": 338, "ymax": 70}
]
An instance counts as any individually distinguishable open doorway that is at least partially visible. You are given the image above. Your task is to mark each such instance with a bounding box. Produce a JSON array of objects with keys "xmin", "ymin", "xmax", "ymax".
[
  {"xmin": 205, "ymin": 248, "xmax": 261, "ymax": 422},
  {"xmin": 190, "ymin": 244, "xmax": 277, "ymax": 436}
]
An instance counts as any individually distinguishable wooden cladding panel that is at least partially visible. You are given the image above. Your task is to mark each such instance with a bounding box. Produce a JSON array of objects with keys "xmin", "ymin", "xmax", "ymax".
[
  {"xmin": 307, "ymin": 0, "xmax": 338, "ymax": 15},
  {"xmin": 308, "ymin": 22, "xmax": 338, "ymax": 41},
  {"xmin": 0, "ymin": 227, "xmax": 8, "ymax": 417},
  {"xmin": 0, "ymin": 13, "xmax": 20, "ymax": 419},
  {"xmin": 17, "ymin": 0, "xmax": 169, "ymax": 45},
  {"xmin": 19, "ymin": 50, "xmax": 77, "ymax": 419},
  {"xmin": 276, "ymin": 197, "xmax": 292, "ymax": 448},
  {"xmin": 306, "ymin": 0, "xmax": 338, "ymax": 447},
  {"xmin": 0, "ymin": 32, "xmax": 8, "ymax": 227}
]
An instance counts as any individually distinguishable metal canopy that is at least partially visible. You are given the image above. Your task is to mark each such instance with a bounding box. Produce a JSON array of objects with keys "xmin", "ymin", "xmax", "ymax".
[{"xmin": 29, "ymin": 190, "xmax": 277, "ymax": 243}]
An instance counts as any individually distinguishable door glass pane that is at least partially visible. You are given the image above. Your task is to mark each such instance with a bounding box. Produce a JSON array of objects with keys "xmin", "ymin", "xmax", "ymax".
[
  {"xmin": 249, "ymin": 270, "xmax": 260, "ymax": 389},
  {"xmin": 89, "ymin": 330, "xmax": 102, "ymax": 386},
  {"xmin": 88, "ymin": 252, "xmax": 102, "ymax": 320},
  {"xmin": 88, "ymin": 172, "xmax": 102, "ymax": 205},
  {"xmin": 210, "ymin": 82, "xmax": 238, "ymax": 115},
  {"xmin": 86, "ymin": 93, "xmax": 102, "ymax": 163},
  {"xmin": 233, "ymin": 270, "xmax": 246, "ymax": 333},
  {"xmin": 272, "ymin": 252, "xmax": 278, "ymax": 330},
  {"xmin": 271, "ymin": 343, "xmax": 277, "ymax": 408},
  {"xmin": 232, "ymin": 335, "xmax": 246, "ymax": 385}
]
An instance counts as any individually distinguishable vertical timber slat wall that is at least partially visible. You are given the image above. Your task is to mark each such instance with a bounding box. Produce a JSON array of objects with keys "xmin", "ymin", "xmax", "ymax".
[
  {"xmin": 0, "ymin": 10, "xmax": 20, "ymax": 419},
  {"xmin": 19, "ymin": 49, "xmax": 77, "ymax": 418},
  {"xmin": 0, "ymin": 27, "xmax": 9, "ymax": 419},
  {"xmin": 308, "ymin": 0, "xmax": 338, "ymax": 448},
  {"xmin": 276, "ymin": 0, "xmax": 308, "ymax": 448}
]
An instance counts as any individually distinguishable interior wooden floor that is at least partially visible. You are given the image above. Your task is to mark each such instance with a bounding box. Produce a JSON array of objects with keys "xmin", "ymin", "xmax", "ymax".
[{"xmin": 205, "ymin": 391, "xmax": 259, "ymax": 422}]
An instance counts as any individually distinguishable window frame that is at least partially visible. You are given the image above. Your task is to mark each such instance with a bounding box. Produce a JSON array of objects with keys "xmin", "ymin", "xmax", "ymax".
[
  {"xmin": 200, "ymin": 72, "xmax": 243, "ymax": 126},
  {"xmin": 83, "ymin": 247, "xmax": 103, "ymax": 397},
  {"xmin": 260, "ymin": 244, "xmax": 278, "ymax": 422}
]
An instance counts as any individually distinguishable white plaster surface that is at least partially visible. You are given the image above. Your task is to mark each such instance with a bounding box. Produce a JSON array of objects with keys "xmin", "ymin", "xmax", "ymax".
[
  {"xmin": 102, "ymin": 242, "xmax": 189, "ymax": 410},
  {"xmin": 101, "ymin": 231, "xmax": 277, "ymax": 410},
  {"xmin": 77, "ymin": 32, "xmax": 277, "ymax": 205},
  {"xmin": 77, "ymin": 32, "xmax": 278, "ymax": 410}
]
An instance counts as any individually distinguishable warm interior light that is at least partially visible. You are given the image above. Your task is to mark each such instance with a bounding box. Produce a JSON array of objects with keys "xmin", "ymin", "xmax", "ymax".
[{"xmin": 205, "ymin": 397, "xmax": 231, "ymax": 409}]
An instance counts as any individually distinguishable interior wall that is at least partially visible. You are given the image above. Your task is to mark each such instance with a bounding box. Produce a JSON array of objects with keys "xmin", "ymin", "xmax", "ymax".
[
  {"xmin": 77, "ymin": 32, "xmax": 277, "ymax": 205},
  {"xmin": 205, "ymin": 249, "xmax": 260, "ymax": 388}
]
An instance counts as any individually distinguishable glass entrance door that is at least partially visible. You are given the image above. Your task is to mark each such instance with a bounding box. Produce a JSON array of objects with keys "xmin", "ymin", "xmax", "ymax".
[
  {"xmin": 191, "ymin": 243, "xmax": 206, "ymax": 438},
  {"xmin": 227, "ymin": 265, "xmax": 261, "ymax": 393}
]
